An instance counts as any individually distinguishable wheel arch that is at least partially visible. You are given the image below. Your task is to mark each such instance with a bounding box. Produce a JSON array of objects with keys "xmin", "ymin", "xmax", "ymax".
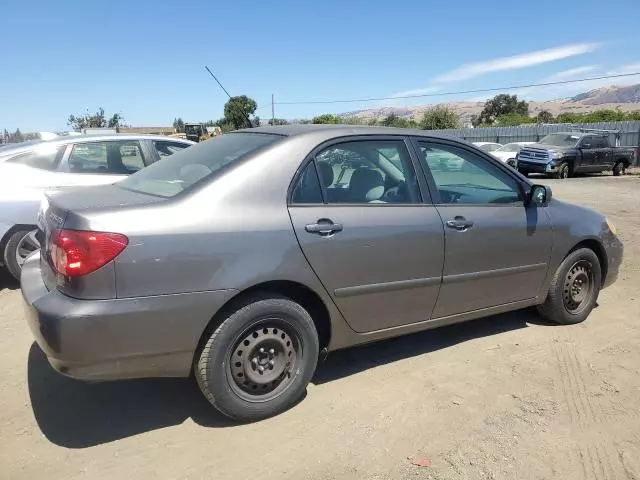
[
  {"xmin": 193, "ymin": 280, "xmax": 332, "ymax": 367},
  {"xmin": 568, "ymin": 238, "xmax": 608, "ymax": 286},
  {"xmin": 0, "ymin": 224, "xmax": 37, "ymax": 248}
]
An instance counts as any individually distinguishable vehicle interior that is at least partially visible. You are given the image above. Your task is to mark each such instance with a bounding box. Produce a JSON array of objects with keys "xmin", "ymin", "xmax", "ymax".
[{"xmin": 313, "ymin": 142, "xmax": 420, "ymax": 204}]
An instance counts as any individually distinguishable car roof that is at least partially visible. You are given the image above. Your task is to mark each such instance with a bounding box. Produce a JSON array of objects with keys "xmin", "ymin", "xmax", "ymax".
[
  {"xmin": 0, "ymin": 134, "xmax": 195, "ymax": 155},
  {"xmin": 236, "ymin": 123, "xmax": 459, "ymax": 141}
]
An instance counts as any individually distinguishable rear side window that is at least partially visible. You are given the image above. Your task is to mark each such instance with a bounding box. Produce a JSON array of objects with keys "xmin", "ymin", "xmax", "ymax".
[
  {"xmin": 119, "ymin": 133, "xmax": 281, "ymax": 197},
  {"xmin": 153, "ymin": 141, "xmax": 191, "ymax": 158},
  {"xmin": 6, "ymin": 145, "xmax": 65, "ymax": 170},
  {"xmin": 68, "ymin": 141, "xmax": 145, "ymax": 174}
]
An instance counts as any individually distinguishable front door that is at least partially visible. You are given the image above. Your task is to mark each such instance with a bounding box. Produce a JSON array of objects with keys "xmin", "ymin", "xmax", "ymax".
[
  {"xmin": 414, "ymin": 139, "xmax": 553, "ymax": 319},
  {"xmin": 288, "ymin": 137, "xmax": 445, "ymax": 333}
]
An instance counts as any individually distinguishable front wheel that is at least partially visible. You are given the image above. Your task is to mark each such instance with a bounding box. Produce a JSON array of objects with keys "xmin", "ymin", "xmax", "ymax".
[
  {"xmin": 555, "ymin": 162, "xmax": 570, "ymax": 179},
  {"xmin": 195, "ymin": 294, "xmax": 319, "ymax": 421},
  {"xmin": 518, "ymin": 168, "xmax": 529, "ymax": 177},
  {"xmin": 3, "ymin": 228, "xmax": 39, "ymax": 281},
  {"xmin": 537, "ymin": 248, "xmax": 601, "ymax": 325}
]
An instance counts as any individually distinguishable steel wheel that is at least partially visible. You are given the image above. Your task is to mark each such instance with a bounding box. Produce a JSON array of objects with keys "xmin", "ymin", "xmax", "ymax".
[
  {"xmin": 227, "ymin": 318, "xmax": 301, "ymax": 402},
  {"xmin": 562, "ymin": 260, "xmax": 594, "ymax": 315},
  {"xmin": 15, "ymin": 230, "xmax": 39, "ymax": 268}
]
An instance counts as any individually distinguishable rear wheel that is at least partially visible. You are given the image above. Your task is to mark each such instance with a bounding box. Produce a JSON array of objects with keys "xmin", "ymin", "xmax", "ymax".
[
  {"xmin": 613, "ymin": 161, "xmax": 625, "ymax": 176},
  {"xmin": 537, "ymin": 248, "xmax": 601, "ymax": 325},
  {"xmin": 195, "ymin": 294, "xmax": 319, "ymax": 421},
  {"xmin": 3, "ymin": 228, "xmax": 39, "ymax": 281}
]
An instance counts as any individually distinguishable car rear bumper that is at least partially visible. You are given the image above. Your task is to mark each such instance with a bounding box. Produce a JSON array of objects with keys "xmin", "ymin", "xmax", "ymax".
[{"xmin": 21, "ymin": 252, "xmax": 237, "ymax": 381}]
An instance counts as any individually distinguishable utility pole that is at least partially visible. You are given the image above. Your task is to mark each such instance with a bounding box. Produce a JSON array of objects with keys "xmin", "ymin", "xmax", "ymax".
[{"xmin": 271, "ymin": 94, "xmax": 275, "ymax": 126}]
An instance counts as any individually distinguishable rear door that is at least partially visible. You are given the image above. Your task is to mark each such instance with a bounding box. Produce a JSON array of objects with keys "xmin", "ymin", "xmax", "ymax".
[
  {"xmin": 288, "ymin": 136, "xmax": 445, "ymax": 333},
  {"xmin": 151, "ymin": 139, "xmax": 193, "ymax": 163},
  {"xmin": 413, "ymin": 138, "xmax": 553, "ymax": 318}
]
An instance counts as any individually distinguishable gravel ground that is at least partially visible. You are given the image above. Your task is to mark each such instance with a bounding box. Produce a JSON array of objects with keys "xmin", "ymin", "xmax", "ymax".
[{"xmin": 1, "ymin": 174, "xmax": 639, "ymax": 480}]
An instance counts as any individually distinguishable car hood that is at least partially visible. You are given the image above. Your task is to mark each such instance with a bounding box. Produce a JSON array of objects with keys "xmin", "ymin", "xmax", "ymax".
[{"xmin": 522, "ymin": 143, "xmax": 575, "ymax": 153}]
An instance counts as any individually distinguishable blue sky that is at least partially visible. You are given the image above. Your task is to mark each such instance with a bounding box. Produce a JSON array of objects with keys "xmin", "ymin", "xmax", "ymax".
[{"xmin": 2, "ymin": 0, "xmax": 639, "ymax": 132}]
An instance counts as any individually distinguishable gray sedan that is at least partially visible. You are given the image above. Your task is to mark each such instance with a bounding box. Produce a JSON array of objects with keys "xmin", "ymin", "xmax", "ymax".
[{"xmin": 22, "ymin": 125, "xmax": 623, "ymax": 421}]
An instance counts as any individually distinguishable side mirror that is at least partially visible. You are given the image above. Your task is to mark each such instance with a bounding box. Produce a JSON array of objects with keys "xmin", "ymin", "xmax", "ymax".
[{"xmin": 528, "ymin": 184, "xmax": 552, "ymax": 206}]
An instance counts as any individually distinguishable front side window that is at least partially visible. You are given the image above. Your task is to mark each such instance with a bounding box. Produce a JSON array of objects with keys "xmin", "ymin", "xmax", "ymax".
[
  {"xmin": 68, "ymin": 141, "xmax": 145, "ymax": 174},
  {"xmin": 120, "ymin": 132, "xmax": 281, "ymax": 198},
  {"xmin": 418, "ymin": 142, "xmax": 522, "ymax": 205},
  {"xmin": 5, "ymin": 144, "xmax": 65, "ymax": 170},
  {"xmin": 153, "ymin": 141, "xmax": 191, "ymax": 158},
  {"xmin": 312, "ymin": 140, "xmax": 420, "ymax": 204}
]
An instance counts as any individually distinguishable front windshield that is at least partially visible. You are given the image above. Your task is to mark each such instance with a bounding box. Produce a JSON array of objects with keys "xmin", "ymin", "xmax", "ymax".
[
  {"xmin": 119, "ymin": 132, "xmax": 282, "ymax": 197},
  {"xmin": 539, "ymin": 133, "xmax": 580, "ymax": 147}
]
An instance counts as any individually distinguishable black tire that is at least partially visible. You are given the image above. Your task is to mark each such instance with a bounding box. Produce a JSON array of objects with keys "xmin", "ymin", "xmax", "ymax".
[
  {"xmin": 518, "ymin": 169, "xmax": 529, "ymax": 177},
  {"xmin": 3, "ymin": 228, "xmax": 39, "ymax": 281},
  {"xmin": 613, "ymin": 161, "xmax": 625, "ymax": 176},
  {"xmin": 537, "ymin": 248, "xmax": 601, "ymax": 325},
  {"xmin": 555, "ymin": 162, "xmax": 569, "ymax": 179},
  {"xmin": 195, "ymin": 294, "xmax": 319, "ymax": 421}
]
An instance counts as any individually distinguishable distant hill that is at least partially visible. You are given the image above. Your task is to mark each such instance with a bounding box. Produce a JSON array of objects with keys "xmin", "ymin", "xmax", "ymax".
[{"xmin": 339, "ymin": 84, "xmax": 640, "ymax": 126}]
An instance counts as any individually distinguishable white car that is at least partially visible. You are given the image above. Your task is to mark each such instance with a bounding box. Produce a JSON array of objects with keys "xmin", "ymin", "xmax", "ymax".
[
  {"xmin": 472, "ymin": 141, "xmax": 503, "ymax": 153},
  {"xmin": 0, "ymin": 134, "xmax": 195, "ymax": 280},
  {"xmin": 490, "ymin": 142, "xmax": 535, "ymax": 166}
]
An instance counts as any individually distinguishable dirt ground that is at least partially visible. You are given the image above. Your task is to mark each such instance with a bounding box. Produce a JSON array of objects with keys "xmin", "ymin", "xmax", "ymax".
[{"xmin": 1, "ymin": 174, "xmax": 639, "ymax": 480}]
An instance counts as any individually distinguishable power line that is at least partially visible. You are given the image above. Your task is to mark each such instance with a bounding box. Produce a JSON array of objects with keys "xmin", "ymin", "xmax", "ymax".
[{"xmin": 262, "ymin": 72, "xmax": 640, "ymax": 107}]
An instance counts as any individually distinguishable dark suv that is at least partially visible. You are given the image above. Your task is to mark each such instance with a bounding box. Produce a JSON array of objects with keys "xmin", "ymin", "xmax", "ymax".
[{"xmin": 516, "ymin": 132, "xmax": 635, "ymax": 178}]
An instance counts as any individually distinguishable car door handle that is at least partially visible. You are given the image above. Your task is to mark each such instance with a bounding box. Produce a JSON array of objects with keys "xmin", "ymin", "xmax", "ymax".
[
  {"xmin": 305, "ymin": 220, "xmax": 343, "ymax": 235},
  {"xmin": 446, "ymin": 217, "xmax": 474, "ymax": 231}
]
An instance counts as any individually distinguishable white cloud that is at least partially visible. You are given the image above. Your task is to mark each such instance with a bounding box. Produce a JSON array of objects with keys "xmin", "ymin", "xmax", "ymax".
[
  {"xmin": 608, "ymin": 62, "xmax": 640, "ymax": 75},
  {"xmin": 388, "ymin": 86, "xmax": 440, "ymax": 98},
  {"xmin": 544, "ymin": 65, "xmax": 600, "ymax": 81},
  {"xmin": 434, "ymin": 43, "xmax": 601, "ymax": 82}
]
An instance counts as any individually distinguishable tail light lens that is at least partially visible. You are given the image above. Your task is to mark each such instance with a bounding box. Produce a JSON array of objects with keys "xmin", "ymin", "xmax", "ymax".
[{"xmin": 50, "ymin": 229, "xmax": 128, "ymax": 277}]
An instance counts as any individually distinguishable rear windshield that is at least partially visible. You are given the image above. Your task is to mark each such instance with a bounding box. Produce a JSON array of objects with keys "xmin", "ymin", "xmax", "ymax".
[{"xmin": 119, "ymin": 132, "xmax": 282, "ymax": 197}]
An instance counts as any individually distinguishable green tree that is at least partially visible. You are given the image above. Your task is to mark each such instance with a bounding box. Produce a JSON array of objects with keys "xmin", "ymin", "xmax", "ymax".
[
  {"xmin": 108, "ymin": 113, "xmax": 124, "ymax": 128},
  {"xmin": 419, "ymin": 106, "xmax": 460, "ymax": 130},
  {"xmin": 378, "ymin": 113, "xmax": 417, "ymax": 128},
  {"xmin": 223, "ymin": 95, "xmax": 258, "ymax": 129},
  {"xmin": 496, "ymin": 113, "xmax": 535, "ymax": 126},
  {"xmin": 9, "ymin": 128, "xmax": 24, "ymax": 143},
  {"xmin": 536, "ymin": 110, "xmax": 554, "ymax": 123},
  {"xmin": 213, "ymin": 117, "xmax": 235, "ymax": 133},
  {"xmin": 311, "ymin": 114, "xmax": 342, "ymax": 124},
  {"xmin": 173, "ymin": 117, "xmax": 185, "ymax": 133},
  {"xmin": 475, "ymin": 94, "xmax": 529, "ymax": 126}
]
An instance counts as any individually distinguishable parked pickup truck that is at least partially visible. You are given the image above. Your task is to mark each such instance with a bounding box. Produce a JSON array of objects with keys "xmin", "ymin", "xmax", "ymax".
[{"xmin": 515, "ymin": 132, "xmax": 635, "ymax": 179}]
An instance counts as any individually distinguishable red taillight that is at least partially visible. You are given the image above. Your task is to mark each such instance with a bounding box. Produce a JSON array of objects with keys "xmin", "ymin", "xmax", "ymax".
[{"xmin": 50, "ymin": 229, "xmax": 128, "ymax": 277}]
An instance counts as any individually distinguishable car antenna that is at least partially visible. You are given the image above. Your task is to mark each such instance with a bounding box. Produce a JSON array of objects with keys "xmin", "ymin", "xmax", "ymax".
[{"xmin": 204, "ymin": 66, "xmax": 253, "ymax": 129}]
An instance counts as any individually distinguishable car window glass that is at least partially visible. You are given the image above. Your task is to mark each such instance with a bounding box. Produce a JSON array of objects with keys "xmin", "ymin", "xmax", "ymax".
[
  {"xmin": 6, "ymin": 145, "xmax": 65, "ymax": 170},
  {"xmin": 119, "ymin": 133, "xmax": 281, "ymax": 198},
  {"xmin": 314, "ymin": 140, "xmax": 420, "ymax": 204},
  {"xmin": 154, "ymin": 141, "xmax": 191, "ymax": 158},
  {"xmin": 418, "ymin": 142, "xmax": 522, "ymax": 205},
  {"xmin": 68, "ymin": 141, "xmax": 145, "ymax": 174},
  {"xmin": 291, "ymin": 162, "xmax": 323, "ymax": 203},
  {"xmin": 592, "ymin": 137, "xmax": 606, "ymax": 148}
]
